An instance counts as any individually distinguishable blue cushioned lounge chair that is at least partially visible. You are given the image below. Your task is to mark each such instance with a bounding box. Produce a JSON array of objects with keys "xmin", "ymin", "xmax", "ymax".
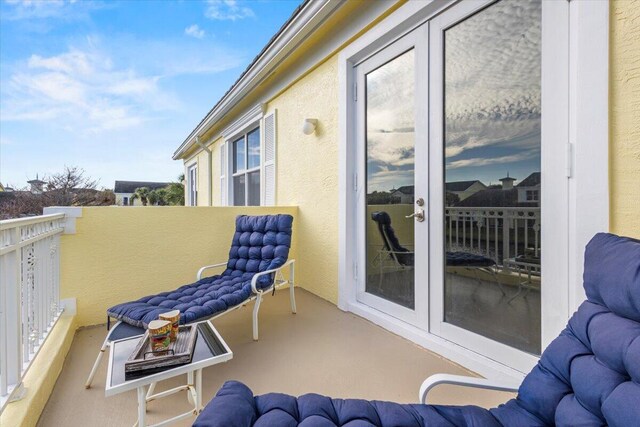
[
  {"xmin": 371, "ymin": 211, "xmax": 504, "ymax": 294},
  {"xmin": 194, "ymin": 233, "xmax": 639, "ymax": 426},
  {"xmin": 85, "ymin": 214, "xmax": 296, "ymax": 389}
]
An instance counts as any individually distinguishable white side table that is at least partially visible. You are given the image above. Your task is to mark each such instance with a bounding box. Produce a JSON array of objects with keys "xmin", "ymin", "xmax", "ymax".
[{"xmin": 106, "ymin": 320, "xmax": 232, "ymax": 427}]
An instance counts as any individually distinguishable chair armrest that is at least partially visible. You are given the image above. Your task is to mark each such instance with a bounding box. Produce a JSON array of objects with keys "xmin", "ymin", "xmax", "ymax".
[
  {"xmin": 197, "ymin": 262, "xmax": 227, "ymax": 280},
  {"xmin": 251, "ymin": 259, "xmax": 295, "ymax": 294},
  {"xmin": 419, "ymin": 374, "xmax": 521, "ymax": 404}
]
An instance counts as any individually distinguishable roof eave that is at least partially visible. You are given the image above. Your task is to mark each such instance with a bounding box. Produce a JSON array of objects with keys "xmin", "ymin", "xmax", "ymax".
[{"xmin": 173, "ymin": 0, "xmax": 344, "ymax": 161}]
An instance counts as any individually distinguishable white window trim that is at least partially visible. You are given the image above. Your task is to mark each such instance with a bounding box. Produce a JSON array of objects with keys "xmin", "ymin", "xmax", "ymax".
[
  {"xmin": 338, "ymin": 0, "xmax": 608, "ymax": 382},
  {"xmin": 223, "ymin": 108, "xmax": 263, "ymax": 206},
  {"xmin": 187, "ymin": 162, "xmax": 198, "ymax": 206}
]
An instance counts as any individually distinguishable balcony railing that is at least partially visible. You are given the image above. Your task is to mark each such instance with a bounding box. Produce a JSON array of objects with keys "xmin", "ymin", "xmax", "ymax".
[
  {"xmin": 445, "ymin": 207, "xmax": 541, "ymax": 266},
  {"xmin": 0, "ymin": 214, "xmax": 66, "ymax": 410}
]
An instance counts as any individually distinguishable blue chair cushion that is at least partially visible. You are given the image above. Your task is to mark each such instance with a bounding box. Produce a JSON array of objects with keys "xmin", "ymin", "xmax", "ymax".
[
  {"xmin": 107, "ymin": 214, "xmax": 293, "ymax": 328},
  {"xmin": 446, "ymin": 251, "xmax": 496, "ymax": 267},
  {"xmin": 194, "ymin": 381, "xmax": 503, "ymax": 427},
  {"xmin": 195, "ymin": 233, "xmax": 640, "ymax": 427}
]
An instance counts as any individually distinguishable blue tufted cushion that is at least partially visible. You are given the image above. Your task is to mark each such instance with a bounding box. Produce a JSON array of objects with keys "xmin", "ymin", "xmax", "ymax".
[
  {"xmin": 107, "ymin": 214, "xmax": 293, "ymax": 328},
  {"xmin": 195, "ymin": 233, "xmax": 640, "ymax": 427},
  {"xmin": 446, "ymin": 251, "xmax": 496, "ymax": 267}
]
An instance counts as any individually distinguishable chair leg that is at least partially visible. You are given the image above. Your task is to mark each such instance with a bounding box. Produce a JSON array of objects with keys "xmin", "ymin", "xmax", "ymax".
[
  {"xmin": 253, "ymin": 293, "xmax": 263, "ymax": 341},
  {"xmin": 289, "ymin": 262, "xmax": 297, "ymax": 314},
  {"xmin": 85, "ymin": 339, "xmax": 109, "ymax": 389}
]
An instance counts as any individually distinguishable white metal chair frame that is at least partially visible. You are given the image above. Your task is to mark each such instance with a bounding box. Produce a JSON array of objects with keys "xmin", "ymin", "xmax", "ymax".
[
  {"xmin": 419, "ymin": 373, "xmax": 521, "ymax": 404},
  {"xmin": 85, "ymin": 259, "xmax": 296, "ymax": 390}
]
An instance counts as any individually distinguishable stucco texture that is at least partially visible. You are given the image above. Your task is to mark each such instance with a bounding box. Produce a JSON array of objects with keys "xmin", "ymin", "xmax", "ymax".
[
  {"xmin": 610, "ymin": 0, "xmax": 640, "ymax": 238},
  {"xmin": 266, "ymin": 55, "xmax": 340, "ymax": 304},
  {"xmin": 59, "ymin": 206, "xmax": 298, "ymax": 327}
]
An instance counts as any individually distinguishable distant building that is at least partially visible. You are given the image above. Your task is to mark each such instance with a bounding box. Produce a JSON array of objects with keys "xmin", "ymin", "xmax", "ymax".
[
  {"xmin": 114, "ymin": 181, "xmax": 170, "ymax": 206},
  {"xmin": 27, "ymin": 175, "xmax": 46, "ymax": 194},
  {"xmin": 390, "ymin": 185, "xmax": 414, "ymax": 204},
  {"xmin": 456, "ymin": 172, "xmax": 541, "ymax": 208},
  {"xmin": 498, "ymin": 173, "xmax": 516, "ymax": 191},
  {"xmin": 445, "ymin": 180, "xmax": 487, "ymax": 202},
  {"xmin": 516, "ymin": 172, "xmax": 541, "ymax": 205}
]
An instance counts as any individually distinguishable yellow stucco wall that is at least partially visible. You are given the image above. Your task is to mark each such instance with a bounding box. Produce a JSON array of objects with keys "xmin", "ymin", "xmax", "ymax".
[
  {"xmin": 266, "ymin": 55, "xmax": 340, "ymax": 303},
  {"xmin": 60, "ymin": 206, "xmax": 298, "ymax": 327},
  {"xmin": 610, "ymin": 0, "xmax": 640, "ymax": 238}
]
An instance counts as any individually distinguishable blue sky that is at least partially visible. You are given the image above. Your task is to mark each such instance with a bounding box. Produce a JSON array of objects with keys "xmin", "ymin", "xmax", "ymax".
[{"xmin": 0, "ymin": 0, "xmax": 301, "ymax": 190}]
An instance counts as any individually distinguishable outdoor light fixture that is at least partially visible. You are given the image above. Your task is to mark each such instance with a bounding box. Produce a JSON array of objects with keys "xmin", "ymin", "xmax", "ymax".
[{"xmin": 302, "ymin": 118, "xmax": 318, "ymax": 135}]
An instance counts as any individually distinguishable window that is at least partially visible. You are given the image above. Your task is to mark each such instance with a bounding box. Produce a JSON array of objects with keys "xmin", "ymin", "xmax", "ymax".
[
  {"xmin": 188, "ymin": 164, "xmax": 198, "ymax": 206},
  {"xmin": 231, "ymin": 127, "xmax": 261, "ymax": 206},
  {"xmin": 526, "ymin": 190, "xmax": 539, "ymax": 201},
  {"xmin": 219, "ymin": 108, "xmax": 276, "ymax": 207}
]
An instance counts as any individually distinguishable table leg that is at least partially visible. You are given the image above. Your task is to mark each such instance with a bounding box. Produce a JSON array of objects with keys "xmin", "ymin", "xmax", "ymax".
[
  {"xmin": 195, "ymin": 369, "xmax": 203, "ymax": 412},
  {"xmin": 187, "ymin": 371, "xmax": 194, "ymax": 405},
  {"xmin": 137, "ymin": 385, "xmax": 148, "ymax": 427}
]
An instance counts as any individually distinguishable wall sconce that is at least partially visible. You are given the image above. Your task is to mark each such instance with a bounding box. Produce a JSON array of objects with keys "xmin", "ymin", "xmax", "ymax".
[{"xmin": 302, "ymin": 118, "xmax": 318, "ymax": 135}]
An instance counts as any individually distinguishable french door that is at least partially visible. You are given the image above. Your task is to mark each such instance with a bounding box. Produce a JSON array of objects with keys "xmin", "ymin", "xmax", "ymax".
[
  {"xmin": 355, "ymin": 26, "xmax": 429, "ymax": 329},
  {"xmin": 354, "ymin": 0, "xmax": 569, "ymax": 372}
]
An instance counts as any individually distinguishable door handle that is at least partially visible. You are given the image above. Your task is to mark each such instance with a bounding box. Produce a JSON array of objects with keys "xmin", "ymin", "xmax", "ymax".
[{"xmin": 406, "ymin": 209, "xmax": 425, "ymax": 222}]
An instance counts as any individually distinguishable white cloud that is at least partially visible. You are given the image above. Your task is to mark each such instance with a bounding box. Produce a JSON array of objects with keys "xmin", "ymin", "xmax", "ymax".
[
  {"xmin": 184, "ymin": 24, "xmax": 205, "ymax": 39},
  {"xmin": 447, "ymin": 150, "xmax": 538, "ymax": 170},
  {"xmin": 205, "ymin": 0, "xmax": 254, "ymax": 21},
  {"xmin": 1, "ymin": 47, "xmax": 164, "ymax": 132},
  {"xmin": 2, "ymin": 0, "xmax": 99, "ymax": 22},
  {"xmin": 0, "ymin": 34, "xmax": 245, "ymax": 135}
]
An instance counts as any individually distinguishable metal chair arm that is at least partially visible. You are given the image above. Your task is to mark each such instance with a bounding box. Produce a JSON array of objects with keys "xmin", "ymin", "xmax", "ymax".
[
  {"xmin": 251, "ymin": 259, "xmax": 296, "ymax": 294},
  {"xmin": 197, "ymin": 262, "xmax": 227, "ymax": 280},
  {"xmin": 419, "ymin": 374, "xmax": 521, "ymax": 404}
]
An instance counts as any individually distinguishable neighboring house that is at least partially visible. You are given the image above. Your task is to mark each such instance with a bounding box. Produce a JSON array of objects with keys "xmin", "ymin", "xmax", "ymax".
[
  {"xmin": 171, "ymin": 0, "xmax": 625, "ymax": 378},
  {"xmin": 27, "ymin": 176, "xmax": 46, "ymax": 194},
  {"xmin": 114, "ymin": 181, "xmax": 169, "ymax": 206},
  {"xmin": 390, "ymin": 185, "xmax": 414, "ymax": 204},
  {"xmin": 445, "ymin": 180, "xmax": 487, "ymax": 202},
  {"xmin": 516, "ymin": 172, "xmax": 541, "ymax": 205}
]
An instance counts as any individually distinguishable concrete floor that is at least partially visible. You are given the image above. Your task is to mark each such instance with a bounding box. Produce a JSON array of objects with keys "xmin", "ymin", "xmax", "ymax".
[{"xmin": 39, "ymin": 288, "xmax": 513, "ymax": 426}]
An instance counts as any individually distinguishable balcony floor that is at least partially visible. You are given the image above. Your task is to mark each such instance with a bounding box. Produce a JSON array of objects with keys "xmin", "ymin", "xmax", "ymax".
[{"xmin": 39, "ymin": 288, "xmax": 513, "ymax": 426}]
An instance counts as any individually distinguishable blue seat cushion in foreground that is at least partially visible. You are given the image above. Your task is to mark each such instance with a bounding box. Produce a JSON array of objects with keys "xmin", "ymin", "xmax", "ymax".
[
  {"xmin": 194, "ymin": 233, "xmax": 640, "ymax": 427},
  {"xmin": 107, "ymin": 214, "xmax": 293, "ymax": 328}
]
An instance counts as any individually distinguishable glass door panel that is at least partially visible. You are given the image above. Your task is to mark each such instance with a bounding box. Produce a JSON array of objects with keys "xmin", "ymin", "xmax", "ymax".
[
  {"xmin": 365, "ymin": 49, "xmax": 416, "ymax": 310},
  {"xmin": 356, "ymin": 27, "xmax": 428, "ymax": 328},
  {"xmin": 441, "ymin": 0, "xmax": 542, "ymax": 354}
]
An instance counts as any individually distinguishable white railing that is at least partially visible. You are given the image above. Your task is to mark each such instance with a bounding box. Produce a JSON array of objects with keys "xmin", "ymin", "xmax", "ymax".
[
  {"xmin": 445, "ymin": 207, "xmax": 541, "ymax": 266},
  {"xmin": 0, "ymin": 213, "xmax": 66, "ymax": 410}
]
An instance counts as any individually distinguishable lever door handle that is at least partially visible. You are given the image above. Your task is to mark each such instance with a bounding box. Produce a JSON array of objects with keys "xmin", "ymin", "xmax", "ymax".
[{"xmin": 406, "ymin": 209, "xmax": 425, "ymax": 222}]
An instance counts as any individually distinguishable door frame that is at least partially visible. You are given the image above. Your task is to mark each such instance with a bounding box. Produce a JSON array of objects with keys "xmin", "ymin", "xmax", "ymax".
[
  {"xmin": 338, "ymin": 0, "xmax": 608, "ymax": 380},
  {"xmin": 354, "ymin": 27, "xmax": 429, "ymax": 329}
]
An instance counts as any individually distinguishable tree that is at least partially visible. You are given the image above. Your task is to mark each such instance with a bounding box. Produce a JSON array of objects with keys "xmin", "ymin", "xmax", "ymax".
[
  {"xmin": 367, "ymin": 191, "xmax": 400, "ymax": 205},
  {"xmin": 164, "ymin": 181, "xmax": 184, "ymax": 206},
  {"xmin": 130, "ymin": 187, "xmax": 151, "ymax": 206},
  {"xmin": 0, "ymin": 166, "xmax": 114, "ymax": 219}
]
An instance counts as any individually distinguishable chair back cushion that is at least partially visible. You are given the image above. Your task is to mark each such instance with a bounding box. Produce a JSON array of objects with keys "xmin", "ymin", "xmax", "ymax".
[
  {"xmin": 370, "ymin": 211, "xmax": 413, "ymax": 266},
  {"xmin": 224, "ymin": 214, "xmax": 293, "ymax": 287},
  {"xmin": 491, "ymin": 233, "xmax": 640, "ymax": 426}
]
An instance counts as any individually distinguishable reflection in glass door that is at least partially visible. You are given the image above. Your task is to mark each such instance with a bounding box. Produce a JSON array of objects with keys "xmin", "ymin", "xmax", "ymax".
[
  {"xmin": 441, "ymin": 1, "xmax": 542, "ymax": 355},
  {"xmin": 356, "ymin": 28, "xmax": 428, "ymax": 327},
  {"xmin": 365, "ymin": 49, "xmax": 416, "ymax": 310}
]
